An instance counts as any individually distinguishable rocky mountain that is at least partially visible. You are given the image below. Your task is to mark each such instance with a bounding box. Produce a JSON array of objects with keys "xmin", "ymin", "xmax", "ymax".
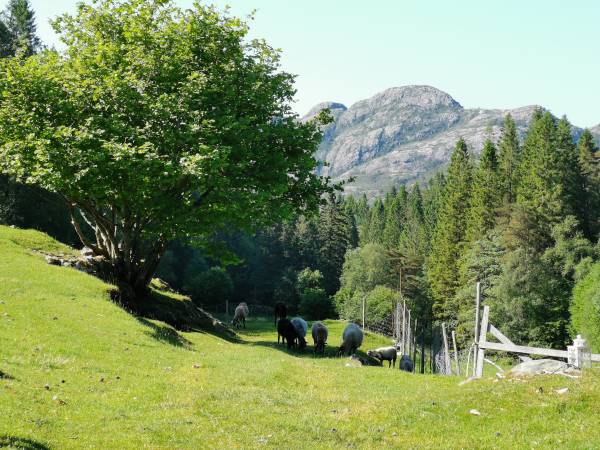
[{"xmin": 302, "ymin": 86, "xmax": 600, "ymax": 196}]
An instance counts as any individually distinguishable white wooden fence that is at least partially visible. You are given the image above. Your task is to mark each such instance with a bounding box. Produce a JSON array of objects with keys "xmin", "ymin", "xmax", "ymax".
[{"xmin": 474, "ymin": 303, "xmax": 600, "ymax": 378}]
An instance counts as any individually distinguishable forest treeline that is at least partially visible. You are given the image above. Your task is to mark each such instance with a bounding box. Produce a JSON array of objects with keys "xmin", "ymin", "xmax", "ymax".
[
  {"xmin": 157, "ymin": 111, "xmax": 600, "ymax": 351},
  {"xmin": 2, "ymin": 0, "xmax": 600, "ymax": 351}
]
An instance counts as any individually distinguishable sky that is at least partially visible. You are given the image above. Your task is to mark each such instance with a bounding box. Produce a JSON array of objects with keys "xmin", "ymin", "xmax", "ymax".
[{"xmin": 30, "ymin": 0, "xmax": 600, "ymax": 127}]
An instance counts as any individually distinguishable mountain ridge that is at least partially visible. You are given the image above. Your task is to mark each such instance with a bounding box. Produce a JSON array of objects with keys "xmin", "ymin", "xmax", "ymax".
[{"xmin": 303, "ymin": 86, "xmax": 599, "ymax": 196}]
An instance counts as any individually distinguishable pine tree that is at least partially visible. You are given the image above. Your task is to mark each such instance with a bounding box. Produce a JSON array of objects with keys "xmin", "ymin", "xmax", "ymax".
[
  {"xmin": 382, "ymin": 185, "xmax": 407, "ymax": 249},
  {"xmin": 577, "ymin": 129, "xmax": 600, "ymax": 239},
  {"xmin": 365, "ymin": 198, "xmax": 385, "ymax": 245},
  {"xmin": 318, "ymin": 194, "xmax": 353, "ymax": 296},
  {"xmin": 0, "ymin": 18, "xmax": 12, "ymax": 57},
  {"xmin": 516, "ymin": 111, "xmax": 573, "ymax": 248},
  {"xmin": 466, "ymin": 139, "xmax": 501, "ymax": 242},
  {"xmin": 427, "ymin": 138, "xmax": 473, "ymax": 321},
  {"xmin": 3, "ymin": 0, "xmax": 40, "ymax": 56},
  {"xmin": 497, "ymin": 114, "xmax": 520, "ymax": 203},
  {"xmin": 422, "ymin": 172, "xmax": 446, "ymax": 246}
]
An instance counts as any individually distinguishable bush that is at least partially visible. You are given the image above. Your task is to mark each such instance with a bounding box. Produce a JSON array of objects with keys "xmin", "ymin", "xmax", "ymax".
[
  {"xmin": 184, "ymin": 267, "xmax": 233, "ymax": 310},
  {"xmin": 299, "ymin": 288, "xmax": 334, "ymax": 320},
  {"xmin": 365, "ymin": 285, "xmax": 397, "ymax": 324},
  {"xmin": 570, "ymin": 262, "xmax": 600, "ymax": 352},
  {"xmin": 296, "ymin": 268, "xmax": 333, "ymax": 319}
]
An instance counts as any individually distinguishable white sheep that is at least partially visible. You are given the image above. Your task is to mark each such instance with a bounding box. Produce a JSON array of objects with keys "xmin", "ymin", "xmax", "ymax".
[
  {"xmin": 291, "ymin": 317, "xmax": 308, "ymax": 350},
  {"xmin": 338, "ymin": 323, "xmax": 363, "ymax": 356},
  {"xmin": 232, "ymin": 302, "xmax": 249, "ymax": 329}
]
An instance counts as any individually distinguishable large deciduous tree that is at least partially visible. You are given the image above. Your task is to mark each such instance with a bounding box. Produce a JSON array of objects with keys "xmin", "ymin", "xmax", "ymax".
[{"xmin": 0, "ymin": 0, "xmax": 335, "ymax": 302}]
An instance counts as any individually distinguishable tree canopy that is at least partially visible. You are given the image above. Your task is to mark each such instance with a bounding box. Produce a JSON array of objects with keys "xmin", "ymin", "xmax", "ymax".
[{"xmin": 0, "ymin": 0, "xmax": 335, "ymax": 301}]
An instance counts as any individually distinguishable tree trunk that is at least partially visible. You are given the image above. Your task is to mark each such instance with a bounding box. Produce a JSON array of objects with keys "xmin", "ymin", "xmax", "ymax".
[{"xmin": 67, "ymin": 199, "xmax": 166, "ymax": 308}]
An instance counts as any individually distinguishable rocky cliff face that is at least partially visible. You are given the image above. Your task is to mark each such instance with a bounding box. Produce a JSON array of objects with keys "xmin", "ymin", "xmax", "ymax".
[{"xmin": 303, "ymin": 85, "xmax": 598, "ymax": 196}]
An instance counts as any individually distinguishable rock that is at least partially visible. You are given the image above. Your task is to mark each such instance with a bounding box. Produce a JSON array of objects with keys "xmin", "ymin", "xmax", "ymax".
[
  {"xmin": 302, "ymin": 85, "xmax": 594, "ymax": 196},
  {"xmin": 509, "ymin": 359, "xmax": 569, "ymax": 377},
  {"xmin": 555, "ymin": 387, "xmax": 569, "ymax": 395},
  {"xmin": 345, "ymin": 356, "xmax": 363, "ymax": 368},
  {"xmin": 469, "ymin": 409, "xmax": 481, "ymax": 416},
  {"xmin": 45, "ymin": 255, "xmax": 62, "ymax": 266},
  {"xmin": 80, "ymin": 246, "xmax": 94, "ymax": 257}
]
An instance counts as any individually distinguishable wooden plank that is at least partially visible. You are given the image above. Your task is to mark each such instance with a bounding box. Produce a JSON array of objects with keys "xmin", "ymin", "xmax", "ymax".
[
  {"xmin": 489, "ymin": 324, "xmax": 531, "ymax": 362},
  {"xmin": 479, "ymin": 341, "xmax": 569, "ymax": 359},
  {"xmin": 475, "ymin": 305, "xmax": 489, "ymax": 378}
]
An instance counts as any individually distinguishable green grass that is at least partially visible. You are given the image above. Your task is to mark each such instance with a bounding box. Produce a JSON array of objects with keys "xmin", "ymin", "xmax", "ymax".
[{"xmin": 2, "ymin": 226, "xmax": 600, "ymax": 449}]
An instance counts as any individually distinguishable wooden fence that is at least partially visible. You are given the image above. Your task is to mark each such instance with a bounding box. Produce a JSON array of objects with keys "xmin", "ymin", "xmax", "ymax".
[{"xmin": 474, "ymin": 304, "xmax": 600, "ymax": 378}]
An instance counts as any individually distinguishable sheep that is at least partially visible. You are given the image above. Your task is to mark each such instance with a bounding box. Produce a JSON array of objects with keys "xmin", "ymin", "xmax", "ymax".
[
  {"xmin": 311, "ymin": 322, "xmax": 328, "ymax": 355},
  {"xmin": 231, "ymin": 302, "xmax": 249, "ymax": 329},
  {"xmin": 338, "ymin": 323, "xmax": 364, "ymax": 356},
  {"xmin": 291, "ymin": 317, "xmax": 308, "ymax": 350},
  {"xmin": 277, "ymin": 318, "xmax": 300, "ymax": 349},
  {"xmin": 274, "ymin": 302, "xmax": 287, "ymax": 326},
  {"xmin": 399, "ymin": 354, "xmax": 414, "ymax": 372},
  {"xmin": 367, "ymin": 346, "xmax": 398, "ymax": 368}
]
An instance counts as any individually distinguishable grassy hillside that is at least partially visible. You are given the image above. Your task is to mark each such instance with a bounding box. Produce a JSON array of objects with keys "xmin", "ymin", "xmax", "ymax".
[{"xmin": 1, "ymin": 226, "xmax": 600, "ymax": 449}]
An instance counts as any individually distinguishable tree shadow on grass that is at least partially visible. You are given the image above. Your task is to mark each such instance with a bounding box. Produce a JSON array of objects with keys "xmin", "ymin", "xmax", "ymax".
[
  {"xmin": 136, "ymin": 317, "xmax": 194, "ymax": 349},
  {"xmin": 109, "ymin": 286, "xmax": 239, "ymax": 345},
  {"xmin": 0, "ymin": 369, "xmax": 15, "ymax": 380},
  {"xmin": 249, "ymin": 339, "xmax": 381, "ymax": 365},
  {"xmin": 0, "ymin": 435, "xmax": 50, "ymax": 450}
]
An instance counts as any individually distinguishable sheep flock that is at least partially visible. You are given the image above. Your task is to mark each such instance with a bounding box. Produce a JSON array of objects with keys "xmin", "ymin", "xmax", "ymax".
[{"xmin": 231, "ymin": 302, "xmax": 414, "ymax": 371}]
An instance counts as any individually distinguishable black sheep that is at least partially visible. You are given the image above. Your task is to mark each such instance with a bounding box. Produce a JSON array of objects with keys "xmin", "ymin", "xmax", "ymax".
[
  {"xmin": 274, "ymin": 302, "xmax": 287, "ymax": 326},
  {"xmin": 277, "ymin": 318, "xmax": 299, "ymax": 349}
]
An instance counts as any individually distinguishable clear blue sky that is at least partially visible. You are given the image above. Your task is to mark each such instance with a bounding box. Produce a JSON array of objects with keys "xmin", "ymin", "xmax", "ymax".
[{"xmin": 30, "ymin": 0, "xmax": 600, "ymax": 127}]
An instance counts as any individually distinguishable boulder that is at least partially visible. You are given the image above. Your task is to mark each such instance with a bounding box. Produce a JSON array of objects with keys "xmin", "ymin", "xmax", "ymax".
[{"xmin": 509, "ymin": 359, "xmax": 571, "ymax": 376}]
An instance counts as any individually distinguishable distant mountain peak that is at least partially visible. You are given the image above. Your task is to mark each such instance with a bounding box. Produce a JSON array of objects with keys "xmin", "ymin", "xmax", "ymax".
[
  {"xmin": 302, "ymin": 102, "xmax": 347, "ymax": 121},
  {"xmin": 304, "ymin": 85, "xmax": 599, "ymax": 196},
  {"xmin": 357, "ymin": 85, "xmax": 462, "ymax": 110}
]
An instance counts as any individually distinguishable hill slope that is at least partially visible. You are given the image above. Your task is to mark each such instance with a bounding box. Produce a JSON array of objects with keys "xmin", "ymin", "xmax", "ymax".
[
  {"xmin": 2, "ymin": 226, "xmax": 600, "ymax": 449},
  {"xmin": 304, "ymin": 86, "xmax": 600, "ymax": 196}
]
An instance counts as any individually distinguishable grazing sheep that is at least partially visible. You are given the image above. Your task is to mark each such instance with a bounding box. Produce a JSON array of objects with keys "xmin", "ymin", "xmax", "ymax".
[
  {"xmin": 291, "ymin": 317, "xmax": 308, "ymax": 350},
  {"xmin": 311, "ymin": 322, "xmax": 328, "ymax": 355},
  {"xmin": 274, "ymin": 302, "xmax": 287, "ymax": 326},
  {"xmin": 231, "ymin": 302, "xmax": 249, "ymax": 329},
  {"xmin": 338, "ymin": 323, "xmax": 364, "ymax": 356},
  {"xmin": 277, "ymin": 318, "xmax": 300, "ymax": 349},
  {"xmin": 399, "ymin": 354, "xmax": 414, "ymax": 372},
  {"xmin": 367, "ymin": 346, "xmax": 398, "ymax": 368}
]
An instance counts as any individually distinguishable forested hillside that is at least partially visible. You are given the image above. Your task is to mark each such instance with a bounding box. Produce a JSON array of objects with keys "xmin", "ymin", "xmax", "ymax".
[{"xmin": 2, "ymin": 0, "xmax": 600, "ymax": 353}]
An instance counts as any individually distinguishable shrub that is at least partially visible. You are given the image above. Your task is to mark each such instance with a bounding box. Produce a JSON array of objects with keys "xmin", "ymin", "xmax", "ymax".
[
  {"xmin": 184, "ymin": 267, "xmax": 233, "ymax": 310},
  {"xmin": 296, "ymin": 268, "xmax": 333, "ymax": 319},
  {"xmin": 570, "ymin": 262, "xmax": 600, "ymax": 352},
  {"xmin": 365, "ymin": 285, "xmax": 397, "ymax": 325},
  {"xmin": 299, "ymin": 288, "xmax": 334, "ymax": 320}
]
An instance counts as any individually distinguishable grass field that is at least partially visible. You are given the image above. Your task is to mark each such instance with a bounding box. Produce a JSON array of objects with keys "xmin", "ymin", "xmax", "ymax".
[{"xmin": 2, "ymin": 225, "xmax": 600, "ymax": 449}]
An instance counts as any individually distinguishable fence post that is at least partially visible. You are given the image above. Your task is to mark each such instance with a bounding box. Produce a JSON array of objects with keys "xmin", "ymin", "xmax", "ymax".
[
  {"xmin": 473, "ymin": 282, "xmax": 481, "ymax": 376},
  {"xmin": 420, "ymin": 325, "xmax": 425, "ymax": 374},
  {"xmin": 402, "ymin": 297, "xmax": 406, "ymax": 355},
  {"xmin": 452, "ymin": 330, "xmax": 460, "ymax": 376},
  {"xmin": 412, "ymin": 318, "xmax": 418, "ymax": 373},
  {"xmin": 441, "ymin": 322, "xmax": 451, "ymax": 375},
  {"xmin": 226, "ymin": 300, "xmax": 229, "ymax": 318},
  {"xmin": 475, "ymin": 305, "xmax": 489, "ymax": 378},
  {"xmin": 362, "ymin": 295, "xmax": 366, "ymax": 329}
]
